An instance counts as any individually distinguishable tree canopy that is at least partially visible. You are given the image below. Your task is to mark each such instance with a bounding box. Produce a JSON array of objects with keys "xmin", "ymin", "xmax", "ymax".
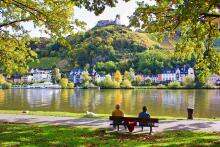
[
  {"xmin": 0, "ymin": 0, "xmax": 128, "ymax": 74},
  {"xmin": 130, "ymin": 0, "xmax": 220, "ymax": 86}
]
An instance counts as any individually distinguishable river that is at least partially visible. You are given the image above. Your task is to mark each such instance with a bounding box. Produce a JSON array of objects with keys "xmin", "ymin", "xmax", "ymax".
[{"xmin": 0, "ymin": 89, "xmax": 220, "ymax": 118}]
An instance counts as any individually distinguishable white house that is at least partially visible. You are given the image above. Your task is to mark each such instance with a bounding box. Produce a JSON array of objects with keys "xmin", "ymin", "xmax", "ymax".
[
  {"xmin": 30, "ymin": 69, "xmax": 52, "ymax": 83},
  {"xmin": 94, "ymin": 74, "xmax": 106, "ymax": 82},
  {"xmin": 21, "ymin": 75, "xmax": 33, "ymax": 83},
  {"xmin": 68, "ymin": 68, "xmax": 83, "ymax": 85},
  {"xmin": 157, "ymin": 69, "xmax": 177, "ymax": 82},
  {"xmin": 209, "ymin": 74, "xmax": 220, "ymax": 85},
  {"xmin": 156, "ymin": 65, "xmax": 195, "ymax": 83},
  {"xmin": 176, "ymin": 65, "xmax": 195, "ymax": 82}
]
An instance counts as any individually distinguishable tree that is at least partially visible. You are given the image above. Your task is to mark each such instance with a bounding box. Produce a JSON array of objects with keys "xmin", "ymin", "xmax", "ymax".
[
  {"xmin": 124, "ymin": 68, "xmax": 135, "ymax": 82},
  {"xmin": 60, "ymin": 78, "xmax": 68, "ymax": 89},
  {"xmin": 95, "ymin": 61, "xmax": 117, "ymax": 74},
  {"xmin": 183, "ymin": 76, "xmax": 195, "ymax": 88},
  {"xmin": 84, "ymin": 64, "xmax": 90, "ymax": 71},
  {"xmin": 98, "ymin": 75, "xmax": 120, "ymax": 88},
  {"xmin": 121, "ymin": 79, "xmax": 132, "ymax": 88},
  {"xmin": 144, "ymin": 79, "xmax": 152, "ymax": 86},
  {"xmin": 52, "ymin": 68, "xmax": 61, "ymax": 84},
  {"xmin": 137, "ymin": 50, "xmax": 172, "ymax": 74},
  {"xmin": 105, "ymin": 61, "xmax": 117, "ymax": 74},
  {"xmin": 0, "ymin": 74, "xmax": 6, "ymax": 84},
  {"xmin": 128, "ymin": 68, "xmax": 135, "ymax": 82},
  {"xmin": 135, "ymin": 75, "xmax": 144, "ymax": 86},
  {"xmin": 1, "ymin": 0, "xmax": 128, "ymax": 74},
  {"xmin": 130, "ymin": 1, "xmax": 220, "ymax": 86},
  {"xmin": 68, "ymin": 82, "xmax": 74, "ymax": 89},
  {"xmin": 168, "ymin": 81, "xmax": 181, "ymax": 89},
  {"xmin": 0, "ymin": 0, "xmax": 76, "ymax": 74},
  {"xmin": 73, "ymin": 0, "xmax": 129, "ymax": 15},
  {"xmin": 114, "ymin": 70, "xmax": 122, "ymax": 83},
  {"xmin": 124, "ymin": 71, "xmax": 130, "ymax": 80},
  {"xmin": 81, "ymin": 70, "xmax": 92, "ymax": 84}
]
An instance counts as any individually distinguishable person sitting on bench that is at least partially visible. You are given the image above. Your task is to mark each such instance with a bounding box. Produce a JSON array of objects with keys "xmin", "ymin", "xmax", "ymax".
[
  {"xmin": 138, "ymin": 106, "xmax": 151, "ymax": 127},
  {"xmin": 112, "ymin": 104, "xmax": 125, "ymax": 129}
]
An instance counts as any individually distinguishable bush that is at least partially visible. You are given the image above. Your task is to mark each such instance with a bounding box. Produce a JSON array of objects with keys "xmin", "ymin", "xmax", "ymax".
[
  {"xmin": 81, "ymin": 81, "xmax": 95, "ymax": 89},
  {"xmin": 168, "ymin": 81, "xmax": 181, "ymax": 89},
  {"xmin": 60, "ymin": 78, "xmax": 68, "ymax": 88},
  {"xmin": 182, "ymin": 76, "xmax": 195, "ymax": 88},
  {"xmin": 68, "ymin": 82, "xmax": 74, "ymax": 89},
  {"xmin": 157, "ymin": 84, "xmax": 165, "ymax": 88},
  {"xmin": 98, "ymin": 75, "xmax": 120, "ymax": 88},
  {"xmin": 203, "ymin": 82, "xmax": 216, "ymax": 89},
  {"xmin": 0, "ymin": 74, "xmax": 6, "ymax": 84},
  {"xmin": 121, "ymin": 79, "xmax": 132, "ymax": 88},
  {"xmin": 2, "ymin": 83, "xmax": 12, "ymax": 89},
  {"xmin": 144, "ymin": 79, "xmax": 152, "ymax": 86},
  {"xmin": 112, "ymin": 80, "xmax": 120, "ymax": 88},
  {"xmin": 135, "ymin": 75, "xmax": 144, "ymax": 85}
]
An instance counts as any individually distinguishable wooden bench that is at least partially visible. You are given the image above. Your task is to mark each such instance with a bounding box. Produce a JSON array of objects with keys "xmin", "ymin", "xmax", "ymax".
[{"xmin": 109, "ymin": 116, "xmax": 159, "ymax": 134}]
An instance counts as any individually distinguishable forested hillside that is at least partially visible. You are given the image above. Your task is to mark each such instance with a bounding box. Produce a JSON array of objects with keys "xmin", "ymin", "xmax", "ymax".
[{"xmin": 29, "ymin": 25, "xmax": 219, "ymax": 74}]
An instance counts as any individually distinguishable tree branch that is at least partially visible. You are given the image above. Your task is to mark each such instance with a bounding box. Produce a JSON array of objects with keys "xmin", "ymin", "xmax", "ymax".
[
  {"xmin": 0, "ymin": 18, "xmax": 30, "ymax": 28},
  {"xmin": 201, "ymin": 13, "xmax": 220, "ymax": 18},
  {"xmin": 11, "ymin": 0, "xmax": 45, "ymax": 16}
]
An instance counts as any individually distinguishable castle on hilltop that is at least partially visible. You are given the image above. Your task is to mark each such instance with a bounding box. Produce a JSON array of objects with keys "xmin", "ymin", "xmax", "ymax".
[{"xmin": 95, "ymin": 15, "xmax": 121, "ymax": 27}]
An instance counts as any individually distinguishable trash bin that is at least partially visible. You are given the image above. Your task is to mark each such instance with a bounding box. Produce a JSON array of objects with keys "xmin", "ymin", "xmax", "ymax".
[{"xmin": 187, "ymin": 107, "xmax": 194, "ymax": 120}]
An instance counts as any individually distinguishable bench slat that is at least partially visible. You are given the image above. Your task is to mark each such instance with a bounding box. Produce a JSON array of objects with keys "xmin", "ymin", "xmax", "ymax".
[{"xmin": 109, "ymin": 116, "xmax": 159, "ymax": 123}]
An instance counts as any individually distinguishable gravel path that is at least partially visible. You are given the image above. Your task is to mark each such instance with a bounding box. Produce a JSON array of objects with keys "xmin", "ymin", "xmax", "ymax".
[{"xmin": 1, "ymin": 114, "xmax": 220, "ymax": 133}]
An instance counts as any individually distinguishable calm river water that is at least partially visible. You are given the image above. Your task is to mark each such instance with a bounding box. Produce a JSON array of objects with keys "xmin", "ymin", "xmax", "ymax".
[{"xmin": 0, "ymin": 89, "xmax": 220, "ymax": 118}]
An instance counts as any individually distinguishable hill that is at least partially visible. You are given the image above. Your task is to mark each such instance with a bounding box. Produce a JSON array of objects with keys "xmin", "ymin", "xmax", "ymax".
[
  {"xmin": 27, "ymin": 25, "xmax": 185, "ymax": 74},
  {"xmin": 68, "ymin": 25, "xmax": 174, "ymax": 67},
  {"xmin": 29, "ymin": 25, "xmax": 219, "ymax": 74}
]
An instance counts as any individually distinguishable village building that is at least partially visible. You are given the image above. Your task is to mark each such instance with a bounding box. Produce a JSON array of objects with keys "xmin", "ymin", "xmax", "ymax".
[
  {"xmin": 94, "ymin": 74, "xmax": 106, "ymax": 82},
  {"xmin": 21, "ymin": 75, "xmax": 33, "ymax": 83},
  {"xmin": 7, "ymin": 75, "xmax": 22, "ymax": 84},
  {"xmin": 209, "ymin": 74, "xmax": 220, "ymax": 85},
  {"xmin": 175, "ymin": 65, "xmax": 195, "ymax": 82},
  {"xmin": 68, "ymin": 68, "xmax": 83, "ymax": 85},
  {"xmin": 30, "ymin": 69, "xmax": 52, "ymax": 83},
  {"xmin": 157, "ymin": 69, "xmax": 177, "ymax": 82},
  {"xmin": 156, "ymin": 65, "xmax": 195, "ymax": 83}
]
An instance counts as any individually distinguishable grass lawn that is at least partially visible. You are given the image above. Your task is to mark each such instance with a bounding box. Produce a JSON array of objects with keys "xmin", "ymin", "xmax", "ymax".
[{"xmin": 0, "ymin": 123, "xmax": 220, "ymax": 146}]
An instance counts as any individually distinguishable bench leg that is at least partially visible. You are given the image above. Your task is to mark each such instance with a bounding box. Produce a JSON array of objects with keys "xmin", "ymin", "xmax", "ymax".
[
  {"xmin": 141, "ymin": 126, "xmax": 143, "ymax": 131},
  {"xmin": 124, "ymin": 124, "xmax": 127, "ymax": 130},
  {"xmin": 117, "ymin": 125, "xmax": 119, "ymax": 131},
  {"xmin": 150, "ymin": 126, "xmax": 152, "ymax": 135}
]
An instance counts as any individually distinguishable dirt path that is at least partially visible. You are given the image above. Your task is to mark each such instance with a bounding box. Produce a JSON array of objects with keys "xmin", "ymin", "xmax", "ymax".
[{"xmin": 1, "ymin": 114, "xmax": 220, "ymax": 133}]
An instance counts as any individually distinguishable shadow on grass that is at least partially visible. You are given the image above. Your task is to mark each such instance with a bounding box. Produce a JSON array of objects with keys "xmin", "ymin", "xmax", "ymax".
[{"xmin": 0, "ymin": 123, "xmax": 220, "ymax": 146}]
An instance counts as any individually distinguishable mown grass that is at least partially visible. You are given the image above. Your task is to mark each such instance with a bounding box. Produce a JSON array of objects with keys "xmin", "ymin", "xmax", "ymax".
[
  {"xmin": 1, "ymin": 110, "xmax": 220, "ymax": 121},
  {"xmin": 0, "ymin": 123, "xmax": 220, "ymax": 146}
]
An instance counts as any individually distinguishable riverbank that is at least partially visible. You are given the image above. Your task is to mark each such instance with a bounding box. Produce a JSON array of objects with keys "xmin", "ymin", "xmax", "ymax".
[
  {"xmin": 0, "ymin": 110, "xmax": 220, "ymax": 121},
  {"xmin": 1, "ymin": 85, "xmax": 219, "ymax": 89},
  {"xmin": 0, "ymin": 123, "xmax": 220, "ymax": 146},
  {"xmin": 134, "ymin": 86, "xmax": 220, "ymax": 89}
]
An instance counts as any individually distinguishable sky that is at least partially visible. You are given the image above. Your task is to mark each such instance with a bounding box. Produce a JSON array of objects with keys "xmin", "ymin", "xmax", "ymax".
[{"xmin": 28, "ymin": 0, "xmax": 154, "ymax": 37}]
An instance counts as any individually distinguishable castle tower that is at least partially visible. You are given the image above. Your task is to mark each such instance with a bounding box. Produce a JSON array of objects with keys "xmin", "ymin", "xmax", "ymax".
[{"xmin": 115, "ymin": 14, "xmax": 121, "ymax": 25}]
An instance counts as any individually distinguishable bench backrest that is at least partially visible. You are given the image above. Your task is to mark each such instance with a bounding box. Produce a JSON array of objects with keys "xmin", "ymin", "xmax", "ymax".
[{"xmin": 109, "ymin": 116, "xmax": 159, "ymax": 123}]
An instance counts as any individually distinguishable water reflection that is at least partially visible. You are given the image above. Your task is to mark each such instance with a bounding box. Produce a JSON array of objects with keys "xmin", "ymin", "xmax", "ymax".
[{"xmin": 0, "ymin": 89, "xmax": 220, "ymax": 118}]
